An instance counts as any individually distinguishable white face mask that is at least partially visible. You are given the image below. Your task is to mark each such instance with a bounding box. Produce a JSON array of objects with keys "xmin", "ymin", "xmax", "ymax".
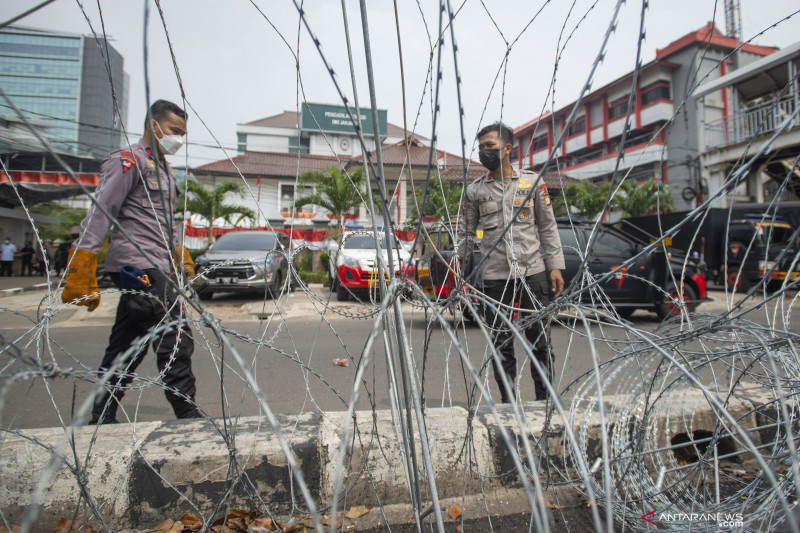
[{"xmin": 154, "ymin": 121, "xmax": 184, "ymax": 155}]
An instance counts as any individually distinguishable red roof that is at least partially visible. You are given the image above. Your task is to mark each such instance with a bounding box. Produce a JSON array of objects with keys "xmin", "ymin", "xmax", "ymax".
[
  {"xmin": 191, "ymin": 151, "xmax": 350, "ymax": 178},
  {"xmin": 361, "ymin": 137, "xmax": 484, "ymax": 181},
  {"xmin": 656, "ymin": 22, "xmax": 777, "ymax": 60},
  {"xmin": 245, "ymin": 111, "xmax": 299, "ymax": 128}
]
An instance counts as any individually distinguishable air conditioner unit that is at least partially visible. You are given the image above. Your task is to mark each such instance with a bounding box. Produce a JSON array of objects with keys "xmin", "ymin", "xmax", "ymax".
[{"xmin": 339, "ymin": 138, "xmax": 350, "ymax": 151}]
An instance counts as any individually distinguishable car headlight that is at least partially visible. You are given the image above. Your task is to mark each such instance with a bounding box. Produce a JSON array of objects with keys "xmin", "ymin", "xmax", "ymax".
[
  {"xmin": 759, "ymin": 260, "xmax": 776, "ymax": 271},
  {"xmin": 252, "ymin": 256, "xmax": 273, "ymax": 268},
  {"xmin": 342, "ymin": 256, "xmax": 360, "ymax": 268}
]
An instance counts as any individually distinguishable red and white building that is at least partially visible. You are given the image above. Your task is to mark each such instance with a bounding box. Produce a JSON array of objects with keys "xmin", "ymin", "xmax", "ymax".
[{"xmin": 512, "ymin": 23, "xmax": 777, "ymax": 211}]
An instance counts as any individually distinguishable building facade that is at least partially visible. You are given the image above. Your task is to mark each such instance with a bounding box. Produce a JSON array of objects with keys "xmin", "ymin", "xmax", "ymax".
[
  {"xmin": 0, "ymin": 25, "xmax": 129, "ymax": 158},
  {"xmin": 236, "ymin": 102, "xmax": 411, "ymax": 158},
  {"xmin": 512, "ymin": 23, "xmax": 776, "ymax": 211}
]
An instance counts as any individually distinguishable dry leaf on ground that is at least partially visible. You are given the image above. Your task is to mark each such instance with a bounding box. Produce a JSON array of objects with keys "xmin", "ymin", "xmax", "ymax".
[
  {"xmin": 149, "ymin": 518, "xmax": 175, "ymax": 532},
  {"xmin": 448, "ymin": 504, "xmax": 462, "ymax": 520},
  {"xmin": 226, "ymin": 517, "xmax": 247, "ymax": 532},
  {"xmin": 180, "ymin": 513, "xmax": 203, "ymax": 531},
  {"xmin": 345, "ymin": 505, "xmax": 370, "ymax": 519},
  {"xmin": 53, "ymin": 519, "xmax": 100, "ymax": 533},
  {"xmin": 0, "ymin": 526, "xmax": 20, "ymax": 533},
  {"xmin": 250, "ymin": 517, "xmax": 278, "ymax": 530},
  {"xmin": 321, "ymin": 516, "xmax": 343, "ymax": 528},
  {"xmin": 545, "ymin": 501, "xmax": 564, "ymax": 510}
]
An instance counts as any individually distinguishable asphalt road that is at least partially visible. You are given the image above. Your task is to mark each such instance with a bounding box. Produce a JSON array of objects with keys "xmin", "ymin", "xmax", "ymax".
[{"xmin": 1, "ymin": 287, "xmax": 797, "ymax": 430}]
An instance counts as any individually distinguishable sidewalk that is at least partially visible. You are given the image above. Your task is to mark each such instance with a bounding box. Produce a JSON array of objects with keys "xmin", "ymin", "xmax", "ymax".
[{"xmin": 0, "ymin": 274, "xmax": 60, "ymax": 297}]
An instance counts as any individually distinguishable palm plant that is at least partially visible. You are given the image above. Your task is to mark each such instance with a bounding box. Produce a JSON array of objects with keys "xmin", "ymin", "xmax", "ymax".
[
  {"xmin": 616, "ymin": 178, "xmax": 674, "ymax": 217},
  {"xmin": 409, "ymin": 175, "xmax": 464, "ymax": 224},
  {"xmin": 554, "ymin": 180, "xmax": 612, "ymax": 220},
  {"xmin": 292, "ymin": 166, "xmax": 371, "ymax": 231},
  {"xmin": 181, "ymin": 180, "xmax": 255, "ymax": 243}
]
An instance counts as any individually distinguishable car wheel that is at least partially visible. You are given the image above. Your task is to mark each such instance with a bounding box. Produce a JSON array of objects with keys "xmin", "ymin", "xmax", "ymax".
[
  {"xmin": 726, "ymin": 270, "xmax": 749, "ymax": 293},
  {"xmin": 335, "ymin": 277, "xmax": 350, "ymax": 301},
  {"xmin": 197, "ymin": 288, "xmax": 214, "ymax": 301},
  {"xmin": 656, "ymin": 281, "xmax": 698, "ymax": 320}
]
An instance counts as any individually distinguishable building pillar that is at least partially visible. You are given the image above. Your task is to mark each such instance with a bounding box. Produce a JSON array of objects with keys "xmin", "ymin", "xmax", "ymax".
[{"xmin": 399, "ymin": 173, "xmax": 407, "ymax": 224}]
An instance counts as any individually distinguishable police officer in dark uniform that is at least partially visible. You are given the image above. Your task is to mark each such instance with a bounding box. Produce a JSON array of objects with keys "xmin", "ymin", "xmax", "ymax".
[
  {"xmin": 62, "ymin": 99, "xmax": 199, "ymax": 424},
  {"xmin": 458, "ymin": 122, "xmax": 565, "ymax": 403}
]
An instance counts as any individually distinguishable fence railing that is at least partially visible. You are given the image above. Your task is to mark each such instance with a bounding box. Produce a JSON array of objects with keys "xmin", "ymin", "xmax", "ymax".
[{"xmin": 704, "ymin": 95, "xmax": 798, "ymax": 149}]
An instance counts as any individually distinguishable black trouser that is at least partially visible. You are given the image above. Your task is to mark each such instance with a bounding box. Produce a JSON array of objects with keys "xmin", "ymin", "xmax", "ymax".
[
  {"xmin": 20, "ymin": 259, "xmax": 32, "ymax": 276},
  {"xmin": 91, "ymin": 269, "xmax": 198, "ymax": 423},
  {"xmin": 0, "ymin": 261, "xmax": 12, "ymax": 276},
  {"xmin": 482, "ymin": 272, "xmax": 554, "ymax": 402}
]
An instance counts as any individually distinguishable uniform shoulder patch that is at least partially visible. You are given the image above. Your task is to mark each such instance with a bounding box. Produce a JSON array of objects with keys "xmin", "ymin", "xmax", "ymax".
[
  {"xmin": 539, "ymin": 183, "xmax": 551, "ymax": 207},
  {"xmin": 120, "ymin": 151, "xmax": 140, "ymax": 173}
]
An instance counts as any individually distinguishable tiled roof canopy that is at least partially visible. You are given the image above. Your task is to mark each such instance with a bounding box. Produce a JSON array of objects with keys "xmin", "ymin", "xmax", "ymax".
[{"xmin": 192, "ymin": 151, "xmax": 350, "ymax": 178}]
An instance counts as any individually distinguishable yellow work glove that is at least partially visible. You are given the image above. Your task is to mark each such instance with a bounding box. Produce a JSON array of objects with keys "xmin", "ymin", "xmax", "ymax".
[
  {"xmin": 61, "ymin": 249, "xmax": 100, "ymax": 311},
  {"xmin": 175, "ymin": 245, "xmax": 195, "ymax": 278}
]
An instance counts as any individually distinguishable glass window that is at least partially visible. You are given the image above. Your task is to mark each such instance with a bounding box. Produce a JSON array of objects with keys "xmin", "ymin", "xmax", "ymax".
[
  {"xmin": 0, "ymin": 33, "xmax": 81, "ymax": 59},
  {"xmin": 211, "ymin": 232, "xmax": 276, "ymax": 251},
  {"xmin": 279, "ymin": 183, "xmax": 295, "ymax": 212},
  {"xmin": 592, "ymin": 231, "xmax": 635, "ymax": 256},
  {"xmin": 567, "ymin": 118, "xmax": 585, "ymax": 137},
  {"xmin": 0, "ymin": 76, "xmax": 78, "ymax": 97},
  {"xmin": 558, "ymin": 227, "xmax": 581, "ymax": 254},
  {"xmin": 728, "ymin": 223, "xmax": 755, "ymax": 244},
  {"xmin": 279, "ymin": 183, "xmax": 314, "ymax": 213},
  {"xmin": 237, "ymin": 133, "xmax": 246, "ymax": 154},
  {"xmin": 608, "ymin": 96, "xmax": 634, "ymax": 120},
  {"xmin": 343, "ymin": 234, "xmax": 400, "ymax": 250},
  {"xmin": 0, "ymin": 56, "xmax": 80, "ymax": 77},
  {"xmin": 641, "ymin": 81, "xmax": 671, "ymax": 106},
  {"xmin": 532, "ymin": 134, "xmax": 548, "ymax": 151}
]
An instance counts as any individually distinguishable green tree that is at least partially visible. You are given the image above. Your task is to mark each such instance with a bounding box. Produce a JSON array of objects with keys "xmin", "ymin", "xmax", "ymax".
[
  {"xmin": 409, "ymin": 175, "xmax": 464, "ymax": 224},
  {"xmin": 23, "ymin": 202, "xmax": 86, "ymax": 241},
  {"xmin": 616, "ymin": 178, "xmax": 674, "ymax": 217},
  {"xmin": 181, "ymin": 180, "xmax": 255, "ymax": 243},
  {"xmin": 292, "ymin": 166, "xmax": 372, "ymax": 232},
  {"xmin": 553, "ymin": 180, "xmax": 612, "ymax": 219}
]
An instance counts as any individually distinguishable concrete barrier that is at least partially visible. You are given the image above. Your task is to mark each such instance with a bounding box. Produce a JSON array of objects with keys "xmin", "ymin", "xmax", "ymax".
[{"xmin": 0, "ymin": 389, "xmax": 775, "ymax": 532}]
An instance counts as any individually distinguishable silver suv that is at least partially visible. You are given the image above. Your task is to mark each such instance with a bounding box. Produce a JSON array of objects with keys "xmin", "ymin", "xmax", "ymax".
[{"xmin": 194, "ymin": 231, "xmax": 291, "ymax": 300}]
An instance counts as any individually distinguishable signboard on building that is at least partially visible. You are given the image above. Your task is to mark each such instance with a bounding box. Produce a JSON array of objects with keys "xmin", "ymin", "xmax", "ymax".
[{"xmin": 301, "ymin": 102, "xmax": 387, "ymax": 137}]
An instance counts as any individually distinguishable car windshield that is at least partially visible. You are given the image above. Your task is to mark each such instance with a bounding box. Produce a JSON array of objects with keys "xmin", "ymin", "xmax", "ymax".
[
  {"xmin": 758, "ymin": 224, "xmax": 794, "ymax": 245},
  {"xmin": 211, "ymin": 232, "xmax": 276, "ymax": 251},
  {"xmin": 343, "ymin": 234, "xmax": 400, "ymax": 250}
]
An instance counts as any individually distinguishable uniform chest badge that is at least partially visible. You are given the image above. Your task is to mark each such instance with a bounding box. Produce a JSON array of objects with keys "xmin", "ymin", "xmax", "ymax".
[
  {"xmin": 513, "ymin": 198, "xmax": 521, "ymax": 207},
  {"xmin": 520, "ymin": 208, "xmax": 530, "ymax": 219},
  {"xmin": 539, "ymin": 183, "xmax": 551, "ymax": 207},
  {"xmin": 518, "ymin": 177, "xmax": 532, "ymax": 189}
]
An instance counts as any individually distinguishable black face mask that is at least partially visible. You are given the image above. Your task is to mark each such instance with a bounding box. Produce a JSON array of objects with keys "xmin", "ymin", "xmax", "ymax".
[{"xmin": 479, "ymin": 148, "xmax": 501, "ymax": 171}]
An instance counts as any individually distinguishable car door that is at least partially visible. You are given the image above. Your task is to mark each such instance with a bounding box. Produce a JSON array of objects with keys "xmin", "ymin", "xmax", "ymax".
[
  {"xmin": 585, "ymin": 227, "xmax": 648, "ymax": 301},
  {"xmin": 557, "ymin": 225, "xmax": 585, "ymax": 295}
]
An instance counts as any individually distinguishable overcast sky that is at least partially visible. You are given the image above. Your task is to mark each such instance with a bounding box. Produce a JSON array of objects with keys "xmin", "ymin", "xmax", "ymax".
[{"xmin": 2, "ymin": 0, "xmax": 798, "ymax": 169}]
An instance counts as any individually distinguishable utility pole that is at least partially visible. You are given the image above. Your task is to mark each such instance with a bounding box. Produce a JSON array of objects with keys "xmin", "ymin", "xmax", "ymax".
[{"xmin": 724, "ymin": 0, "xmax": 743, "ymax": 69}]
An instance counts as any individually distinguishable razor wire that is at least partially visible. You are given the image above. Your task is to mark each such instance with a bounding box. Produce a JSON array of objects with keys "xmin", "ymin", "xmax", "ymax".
[{"xmin": 0, "ymin": 1, "xmax": 799, "ymax": 533}]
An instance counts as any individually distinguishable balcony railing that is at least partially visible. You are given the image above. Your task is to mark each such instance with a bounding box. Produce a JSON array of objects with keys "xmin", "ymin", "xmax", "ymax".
[{"xmin": 704, "ymin": 95, "xmax": 798, "ymax": 150}]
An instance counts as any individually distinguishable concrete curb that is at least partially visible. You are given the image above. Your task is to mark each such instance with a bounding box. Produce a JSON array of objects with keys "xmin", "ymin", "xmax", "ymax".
[
  {"xmin": 0, "ymin": 282, "xmax": 52, "ymax": 298},
  {"xmin": 0, "ymin": 387, "xmax": 774, "ymax": 532}
]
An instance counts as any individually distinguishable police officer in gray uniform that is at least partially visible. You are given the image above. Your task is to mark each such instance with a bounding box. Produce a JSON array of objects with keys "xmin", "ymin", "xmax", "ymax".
[
  {"xmin": 458, "ymin": 122, "xmax": 565, "ymax": 403},
  {"xmin": 62, "ymin": 99, "xmax": 199, "ymax": 423}
]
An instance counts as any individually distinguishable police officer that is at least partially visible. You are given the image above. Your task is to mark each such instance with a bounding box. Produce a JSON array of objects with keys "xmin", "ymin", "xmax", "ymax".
[
  {"xmin": 457, "ymin": 122, "xmax": 565, "ymax": 403},
  {"xmin": 62, "ymin": 99, "xmax": 199, "ymax": 424}
]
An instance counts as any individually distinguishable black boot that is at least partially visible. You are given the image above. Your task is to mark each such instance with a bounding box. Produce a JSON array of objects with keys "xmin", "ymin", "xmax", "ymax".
[{"xmin": 89, "ymin": 390, "xmax": 121, "ymax": 424}]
